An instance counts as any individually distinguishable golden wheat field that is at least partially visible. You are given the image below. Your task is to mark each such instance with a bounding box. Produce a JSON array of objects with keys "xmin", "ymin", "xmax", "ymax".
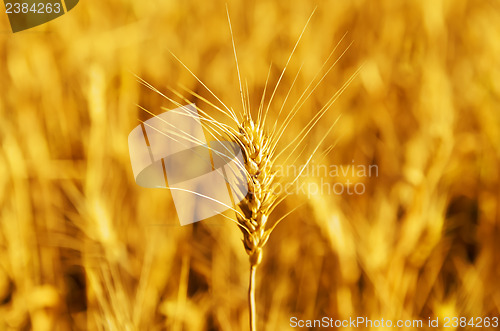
[{"xmin": 1, "ymin": 0, "xmax": 500, "ymax": 330}]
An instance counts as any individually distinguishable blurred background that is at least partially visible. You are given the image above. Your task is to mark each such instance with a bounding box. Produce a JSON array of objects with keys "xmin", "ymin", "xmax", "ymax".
[{"xmin": 1, "ymin": 0, "xmax": 500, "ymax": 330}]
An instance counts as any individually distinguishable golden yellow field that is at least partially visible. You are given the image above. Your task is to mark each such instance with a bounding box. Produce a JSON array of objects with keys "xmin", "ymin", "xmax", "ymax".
[{"xmin": 1, "ymin": 0, "xmax": 500, "ymax": 330}]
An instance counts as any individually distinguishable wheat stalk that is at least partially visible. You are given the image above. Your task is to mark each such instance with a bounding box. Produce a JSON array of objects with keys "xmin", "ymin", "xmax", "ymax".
[
  {"xmin": 233, "ymin": 115, "xmax": 277, "ymax": 331},
  {"xmin": 135, "ymin": 7, "xmax": 356, "ymax": 329},
  {"xmin": 138, "ymin": 59, "xmax": 356, "ymax": 331}
]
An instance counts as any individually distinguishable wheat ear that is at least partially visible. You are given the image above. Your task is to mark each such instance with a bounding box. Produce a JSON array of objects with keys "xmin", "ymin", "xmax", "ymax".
[{"xmin": 229, "ymin": 113, "xmax": 277, "ymax": 331}]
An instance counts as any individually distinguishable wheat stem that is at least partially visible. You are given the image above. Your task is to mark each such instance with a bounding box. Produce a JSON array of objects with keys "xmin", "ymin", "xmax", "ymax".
[{"xmin": 249, "ymin": 264, "xmax": 258, "ymax": 331}]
